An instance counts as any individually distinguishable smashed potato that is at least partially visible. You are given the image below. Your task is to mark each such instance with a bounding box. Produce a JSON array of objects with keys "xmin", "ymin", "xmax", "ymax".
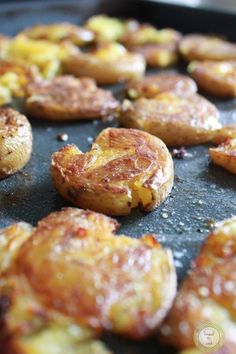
[
  {"xmin": 0, "ymin": 108, "xmax": 32, "ymax": 178},
  {"xmin": 188, "ymin": 60, "xmax": 236, "ymax": 97},
  {"xmin": 20, "ymin": 22, "xmax": 94, "ymax": 46},
  {"xmin": 85, "ymin": 15, "xmax": 126, "ymax": 42},
  {"xmin": 0, "ymin": 207, "xmax": 176, "ymax": 354},
  {"xmin": 160, "ymin": 216, "xmax": 236, "ymax": 353},
  {"xmin": 6, "ymin": 35, "xmax": 78, "ymax": 79},
  {"xmin": 119, "ymin": 93, "xmax": 221, "ymax": 146},
  {"xmin": 0, "ymin": 61, "xmax": 39, "ymax": 105},
  {"xmin": 51, "ymin": 128, "xmax": 174, "ymax": 215},
  {"xmin": 0, "ymin": 219, "xmax": 112, "ymax": 354},
  {"xmin": 212, "ymin": 124, "xmax": 236, "ymax": 144},
  {"xmin": 209, "ymin": 138, "xmax": 236, "ymax": 174},
  {"xmin": 63, "ymin": 43, "xmax": 146, "ymax": 84},
  {"xmin": 122, "ymin": 24, "xmax": 181, "ymax": 67},
  {"xmin": 179, "ymin": 34, "xmax": 236, "ymax": 61},
  {"xmin": 25, "ymin": 76, "xmax": 119, "ymax": 121},
  {"xmin": 125, "ymin": 73, "xmax": 197, "ymax": 99}
]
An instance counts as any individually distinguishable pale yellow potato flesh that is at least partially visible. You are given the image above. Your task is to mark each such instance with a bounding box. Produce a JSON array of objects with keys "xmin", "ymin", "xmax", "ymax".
[
  {"xmin": 0, "ymin": 61, "xmax": 39, "ymax": 105},
  {"xmin": 85, "ymin": 15, "xmax": 126, "ymax": 42},
  {"xmin": 119, "ymin": 92, "xmax": 221, "ymax": 146},
  {"xmin": 209, "ymin": 138, "xmax": 236, "ymax": 174},
  {"xmin": 5, "ymin": 35, "xmax": 78, "ymax": 79},
  {"xmin": 0, "ymin": 107, "xmax": 32, "ymax": 178},
  {"xmin": 51, "ymin": 128, "xmax": 174, "ymax": 216}
]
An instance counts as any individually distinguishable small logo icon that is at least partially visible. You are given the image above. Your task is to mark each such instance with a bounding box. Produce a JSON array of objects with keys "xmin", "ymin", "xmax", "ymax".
[{"xmin": 194, "ymin": 321, "xmax": 224, "ymax": 353}]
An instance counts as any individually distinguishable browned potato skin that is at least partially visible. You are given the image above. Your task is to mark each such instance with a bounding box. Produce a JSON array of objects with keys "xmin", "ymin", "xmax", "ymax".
[
  {"xmin": 188, "ymin": 60, "xmax": 236, "ymax": 97},
  {"xmin": 160, "ymin": 216, "xmax": 236, "ymax": 352},
  {"xmin": 119, "ymin": 93, "xmax": 221, "ymax": 146},
  {"xmin": 179, "ymin": 34, "xmax": 236, "ymax": 61},
  {"xmin": 0, "ymin": 108, "xmax": 32, "ymax": 178},
  {"xmin": 0, "ymin": 208, "xmax": 176, "ymax": 344},
  {"xmin": 127, "ymin": 43, "xmax": 178, "ymax": 68},
  {"xmin": 51, "ymin": 128, "xmax": 174, "ymax": 216},
  {"xmin": 63, "ymin": 46, "xmax": 146, "ymax": 85},
  {"xmin": 122, "ymin": 25, "xmax": 181, "ymax": 68},
  {"xmin": 209, "ymin": 138, "xmax": 236, "ymax": 174},
  {"xmin": 125, "ymin": 73, "xmax": 197, "ymax": 99},
  {"xmin": 25, "ymin": 76, "xmax": 119, "ymax": 121},
  {"xmin": 212, "ymin": 125, "xmax": 236, "ymax": 144},
  {"xmin": 20, "ymin": 22, "xmax": 94, "ymax": 46}
]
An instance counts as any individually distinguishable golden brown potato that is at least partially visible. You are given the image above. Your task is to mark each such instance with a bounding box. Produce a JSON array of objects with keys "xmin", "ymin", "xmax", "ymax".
[
  {"xmin": 6, "ymin": 35, "xmax": 78, "ymax": 79},
  {"xmin": 51, "ymin": 128, "xmax": 174, "ymax": 215},
  {"xmin": 209, "ymin": 138, "xmax": 236, "ymax": 174},
  {"xmin": 0, "ymin": 207, "xmax": 176, "ymax": 354},
  {"xmin": 160, "ymin": 216, "xmax": 236, "ymax": 353},
  {"xmin": 212, "ymin": 124, "xmax": 236, "ymax": 144},
  {"xmin": 63, "ymin": 43, "xmax": 146, "ymax": 84},
  {"xmin": 25, "ymin": 76, "xmax": 119, "ymax": 121},
  {"xmin": 0, "ymin": 108, "xmax": 32, "ymax": 178},
  {"xmin": 125, "ymin": 73, "xmax": 197, "ymax": 99},
  {"xmin": 122, "ymin": 24, "xmax": 181, "ymax": 67},
  {"xmin": 0, "ymin": 61, "xmax": 39, "ymax": 105},
  {"xmin": 119, "ymin": 92, "xmax": 221, "ymax": 146},
  {"xmin": 179, "ymin": 34, "xmax": 236, "ymax": 61},
  {"xmin": 0, "ymin": 220, "xmax": 111, "ymax": 354},
  {"xmin": 85, "ymin": 15, "xmax": 127, "ymax": 42},
  {"xmin": 188, "ymin": 60, "xmax": 236, "ymax": 97},
  {"xmin": 20, "ymin": 22, "xmax": 94, "ymax": 46}
]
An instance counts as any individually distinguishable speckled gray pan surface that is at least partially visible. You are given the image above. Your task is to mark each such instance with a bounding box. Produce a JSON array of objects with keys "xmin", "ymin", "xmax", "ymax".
[{"xmin": 0, "ymin": 1, "xmax": 236, "ymax": 353}]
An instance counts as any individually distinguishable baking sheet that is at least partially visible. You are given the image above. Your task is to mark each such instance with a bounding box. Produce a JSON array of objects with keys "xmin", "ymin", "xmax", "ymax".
[{"xmin": 0, "ymin": 1, "xmax": 236, "ymax": 353}]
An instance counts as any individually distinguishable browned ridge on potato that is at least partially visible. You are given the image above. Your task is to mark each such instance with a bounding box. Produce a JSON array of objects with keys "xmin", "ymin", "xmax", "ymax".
[
  {"xmin": 125, "ymin": 73, "xmax": 197, "ymax": 99},
  {"xmin": 0, "ymin": 107, "xmax": 32, "ymax": 178},
  {"xmin": 160, "ymin": 216, "xmax": 236, "ymax": 354},
  {"xmin": 51, "ymin": 128, "xmax": 174, "ymax": 215},
  {"xmin": 188, "ymin": 60, "xmax": 236, "ymax": 97},
  {"xmin": 209, "ymin": 138, "xmax": 236, "ymax": 174},
  {"xmin": 119, "ymin": 92, "xmax": 221, "ymax": 146},
  {"xmin": 179, "ymin": 34, "xmax": 236, "ymax": 61},
  {"xmin": 0, "ymin": 208, "xmax": 176, "ymax": 353},
  {"xmin": 25, "ymin": 76, "xmax": 119, "ymax": 121}
]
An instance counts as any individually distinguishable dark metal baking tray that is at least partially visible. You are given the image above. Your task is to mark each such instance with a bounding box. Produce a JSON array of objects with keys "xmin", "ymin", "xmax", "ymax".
[{"xmin": 0, "ymin": 1, "xmax": 235, "ymax": 353}]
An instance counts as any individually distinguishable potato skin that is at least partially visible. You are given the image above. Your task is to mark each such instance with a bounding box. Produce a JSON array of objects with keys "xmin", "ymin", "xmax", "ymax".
[
  {"xmin": 119, "ymin": 93, "xmax": 221, "ymax": 146},
  {"xmin": 21, "ymin": 22, "xmax": 94, "ymax": 46},
  {"xmin": 209, "ymin": 138, "xmax": 236, "ymax": 174},
  {"xmin": 25, "ymin": 76, "xmax": 119, "ymax": 121},
  {"xmin": 122, "ymin": 25, "xmax": 181, "ymax": 68},
  {"xmin": 51, "ymin": 128, "xmax": 174, "ymax": 215},
  {"xmin": 188, "ymin": 60, "xmax": 236, "ymax": 97},
  {"xmin": 212, "ymin": 125, "xmax": 236, "ymax": 144},
  {"xmin": 160, "ymin": 216, "xmax": 236, "ymax": 353},
  {"xmin": 0, "ymin": 108, "xmax": 32, "ymax": 178},
  {"xmin": 0, "ymin": 207, "xmax": 176, "ymax": 352},
  {"xmin": 63, "ymin": 44, "xmax": 146, "ymax": 85},
  {"xmin": 179, "ymin": 34, "xmax": 236, "ymax": 61},
  {"xmin": 125, "ymin": 73, "xmax": 197, "ymax": 99}
]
